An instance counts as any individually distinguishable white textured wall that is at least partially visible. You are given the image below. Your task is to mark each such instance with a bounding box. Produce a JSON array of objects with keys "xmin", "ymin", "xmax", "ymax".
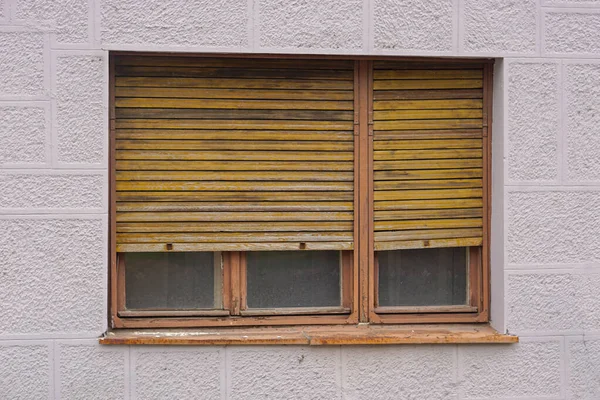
[{"xmin": 0, "ymin": 0, "xmax": 599, "ymax": 399}]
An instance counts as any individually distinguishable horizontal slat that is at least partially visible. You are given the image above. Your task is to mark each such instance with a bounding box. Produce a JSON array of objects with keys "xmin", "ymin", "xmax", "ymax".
[
  {"xmin": 117, "ymin": 232, "xmax": 353, "ymax": 243},
  {"xmin": 115, "ymin": 108, "xmax": 354, "ymax": 121},
  {"xmin": 374, "ymin": 218, "xmax": 482, "ymax": 231},
  {"xmin": 374, "ymin": 129, "xmax": 482, "ymax": 140},
  {"xmin": 115, "ymin": 129, "xmax": 354, "ymax": 142},
  {"xmin": 374, "ymin": 159, "xmax": 482, "ymax": 170},
  {"xmin": 374, "ymin": 69, "xmax": 483, "ymax": 80},
  {"xmin": 115, "ymin": 181, "xmax": 353, "ymax": 192},
  {"xmin": 116, "ymin": 98, "xmax": 354, "ymax": 111},
  {"xmin": 374, "ymin": 228, "xmax": 483, "ymax": 242},
  {"xmin": 116, "ymin": 171, "xmax": 353, "ymax": 182},
  {"xmin": 374, "ymin": 119, "xmax": 483, "ymax": 130},
  {"xmin": 115, "ymin": 56, "xmax": 355, "ymax": 70},
  {"xmin": 373, "ymin": 139, "xmax": 482, "ymax": 150},
  {"xmin": 116, "ymin": 160, "xmax": 353, "ymax": 171},
  {"xmin": 374, "ymin": 237, "xmax": 483, "ymax": 251},
  {"xmin": 116, "ymin": 150, "xmax": 353, "ymax": 161},
  {"xmin": 115, "ymin": 87, "xmax": 354, "ymax": 100},
  {"xmin": 115, "ymin": 119, "xmax": 353, "ymax": 130},
  {"xmin": 117, "ymin": 191, "xmax": 354, "ymax": 202},
  {"xmin": 115, "ymin": 65, "xmax": 353, "ymax": 80},
  {"xmin": 116, "ymin": 241, "xmax": 354, "ymax": 252},
  {"xmin": 116, "ymin": 211, "xmax": 353, "ymax": 222},
  {"xmin": 374, "ymin": 179, "xmax": 482, "ymax": 190},
  {"xmin": 116, "ymin": 77, "xmax": 353, "ymax": 90},
  {"xmin": 374, "ymin": 188, "xmax": 483, "ymax": 201},
  {"xmin": 374, "ymin": 168, "xmax": 483, "ymax": 181},
  {"xmin": 373, "ymin": 99, "xmax": 483, "ymax": 110},
  {"xmin": 117, "ymin": 221, "xmax": 353, "ymax": 233},
  {"xmin": 373, "ymin": 79, "xmax": 483, "ymax": 90},
  {"xmin": 117, "ymin": 201, "xmax": 353, "ymax": 212},
  {"xmin": 374, "ymin": 149, "xmax": 482, "ymax": 160},
  {"xmin": 374, "ymin": 109, "xmax": 482, "ymax": 121},
  {"xmin": 115, "ymin": 139, "xmax": 353, "ymax": 152},
  {"xmin": 375, "ymin": 198, "xmax": 483, "ymax": 211},
  {"xmin": 373, "ymin": 89, "xmax": 483, "ymax": 101},
  {"xmin": 374, "ymin": 208, "xmax": 482, "ymax": 220}
]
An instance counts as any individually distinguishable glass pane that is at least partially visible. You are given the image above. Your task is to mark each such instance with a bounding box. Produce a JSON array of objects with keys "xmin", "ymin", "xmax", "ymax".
[
  {"xmin": 124, "ymin": 252, "xmax": 219, "ymax": 310},
  {"xmin": 378, "ymin": 247, "xmax": 467, "ymax": 307},
  {"xmin": 246, "ymin": 251, "xmax": 341, "ymax": 308}
]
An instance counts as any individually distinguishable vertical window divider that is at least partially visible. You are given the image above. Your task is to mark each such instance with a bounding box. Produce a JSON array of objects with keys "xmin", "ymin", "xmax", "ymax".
[{"xmin": 109, "ymin": 53, "xmax": 119, "ymax": 328}]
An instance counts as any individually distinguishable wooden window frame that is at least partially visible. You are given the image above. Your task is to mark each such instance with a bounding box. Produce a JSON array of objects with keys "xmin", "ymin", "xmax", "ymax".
[{"xmin": 108, "ymin": 53, "xmax": 492, "ymax": 330}]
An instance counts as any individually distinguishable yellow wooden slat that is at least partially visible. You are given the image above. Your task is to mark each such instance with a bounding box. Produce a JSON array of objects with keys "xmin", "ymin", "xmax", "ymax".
[
  {"xmin": 374, "ymin": 188, "xmax": 483, "ymax": 201},
  {"xmin": 374, "ymin": 168, "xmax": 483, "ymax": 181},
  {"xmin": 374, "ymin": 69, "xmax": 483, "ymax": 80},
  {"xmin": 117, "ymin": 210, "xmax": 352, "ymax": 222},
  {"xmin": 374, "ymin": 129, "xmax": 483, "ymax": 140},
  {"xmin": 116, "ymin": 108, "xmax": 354, "ymax": 121},
  {"xmin": 116, "ymin": 119, "xmax": 354, "ymax": 131},
  {"xmin": 117, "ymin": 191, "xmax": 354, "ymax": 202},
  {"xmin": 115, "ymin": 129, "xmax": 354, "ymax": 142},
  {"xmin": 373, "ymin": 89, "xmax": 483, "ymax": 101},
  {"xmin": 116, "ymin": 171, "xmax": 354, "ymax": 182},
  {"xmin": 115, "ymin": 181, "xmax": 353, "ymax": 192},
  {"xmin": 374, "ymin": 237, "xmax": 483, "ymax": 251},
  {"xmin": 374, "ymin": 109, "xmax": 483, "ymax": 121},
  {"xmin": 374, "ymin": 218, "xmax": 483, "ymax": 231},
  {"xmin": 374, "ymin": 119, "xmax": 483, "ymax": 131},
  {"xmin": 374, "ymin": 228, "xmax": 483, "ymax": 242},
  {"xmin": 374, "ymin": 149, "xmax": 482, "ymax": 160},
  {"xmin": 373, "ymin": 79, "xmax": 483, "ymax": 90},
  {"xmin": 115, "ymin": 56, "xmax": 355, "ymax": 70},
  {"xmin": 374, "ymin": 198, "xmax": 483, "ymax": 211},
  {"xmin": 374, "ymin": 208, "xmax": 482, "ymax": 220},
  {"xmin": 117, "ymin": 221, "xmax": 353, "ymax": 233},
  {"xmin": 115, "ymin": 87, "xmax": 354, "ymax": 100},
  {"xmin": 374, "ymin": 179, "xmax": 482, "ymax": 191},
  {"xmin": 117, "ymin": 201, "xmax": 353, "ymax": 212},
  {"xmin": 117, "ymin": 231, "xmax": 353, "ymax": 243},
  {"xmin": 115, "ymin": 77, "xmax": 353, "ymax": 90},
  {"xmin": 115, "ymin": 97, "xmax": 354, "ymax": 110},
  {"xmin": 115, "ymin": 150, "xmax": 354, "ymax": 162},
  {"xmin": 373, "ymin": 139, "xmax": 482, "ymax": 150},
  {"xmin": 115, "ymin": 139, "xmax": 353, "ymax": 152},
  {"xmin": 115, "ymin": 65, "xmax": 354, "ymax": 80},
  {"xmin": 117, "ymin": 241, "xmax": 354, "ymax": 252},
  {"xmin": 373, "ymin": 99, "xmax": 483, "ymax": 110},
  {"xmin": 374, "ymin": 159, "xmax": 482, "ymax": 170},
  {"xmin": 116, "ymin": 160, "xmax": 353, "ymax": 171}
]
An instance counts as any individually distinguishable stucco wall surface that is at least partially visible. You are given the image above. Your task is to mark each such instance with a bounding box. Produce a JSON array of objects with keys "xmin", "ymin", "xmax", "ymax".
[{"xmin": 0, "ymin": 0, "xmax": 599, "ymax": 399}]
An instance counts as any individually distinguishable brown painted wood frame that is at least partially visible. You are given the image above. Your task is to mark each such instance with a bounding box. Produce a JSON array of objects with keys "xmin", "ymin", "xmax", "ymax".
[{"xmin": 108, "ymin": 52, "xmax": 493, "ymax": 329}]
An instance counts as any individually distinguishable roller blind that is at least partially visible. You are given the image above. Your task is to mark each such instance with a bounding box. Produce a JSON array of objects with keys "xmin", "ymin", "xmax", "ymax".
[
  {"xmin": 372, "ymin": 60, "xmax": 485, "ymax": 251},
  {"xmin": 113, "ymin": 56, "xmax": 355, "ymax": 252}
]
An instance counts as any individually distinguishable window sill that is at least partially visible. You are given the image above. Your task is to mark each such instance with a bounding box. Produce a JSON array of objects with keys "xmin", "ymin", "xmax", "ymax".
[{"xmin": 99, "ymin": 324, "xmax": 518, "ymax": 346}]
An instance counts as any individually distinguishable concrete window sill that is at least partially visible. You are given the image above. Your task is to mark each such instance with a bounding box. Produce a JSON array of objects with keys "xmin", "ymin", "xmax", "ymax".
[{"xmin": 99, "ymin": 324, "xmax": 518, "ymax": 345}]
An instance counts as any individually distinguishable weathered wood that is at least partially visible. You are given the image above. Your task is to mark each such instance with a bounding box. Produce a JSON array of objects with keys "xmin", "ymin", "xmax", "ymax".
[
  {"xmin": 374, "ymin": 129, "xmax": 483, "ymax": 140},
  {"xmin": 116, "ymin": 171, "xmax": 354, "ymax": 182},
  {"xmin": 116, "ymin": 211, "xmax": 353, "ymax": 222},
  {"xmin": 115, "ymin": 139, "xmax": 353, "ymax": 152},
  {"xmin": 374, "ymin": 237, "xmax": 483, "ymax": 251},
  {"xmin": 374, "ymin": 148, "xmax": 482, "ymax": 160},
  {"xmin": 373, "ymin": 89, "xmax": 483, "ymax": 101},
  {"xmin": 116, "ymin": 160, "xmax": 354, "ymax": 171},
  {"xmin": 116, "ymin": 191, "xmax": 354, "ymax": 202},
  {"xmin": 373, "ymin": 99, "xmax": 483, "ymax": 110},
  {"xmin": 117, "ymin": 221, "xmax": 353, "ymax": 233},
  {"xmin": 374, "ymin": 198, "xmax": 483, "ymax": 211},
  {"xmin": 374, "ymin": 208, "xmax": 482, "ymax": 220},
  {"xmin": 116, "ymin": 87, "xmax": 354, "ymax": 100},
  {"xmin": 115, "ymin": 150, "xmax": 354, "ymax": 161},
  {"xmin": 117, "ymin": 201, "xmax": 353, "ymax": 212},
  {"xmin": 374, "ymin": 69, "xmax": 483, "ymax": 80},
  {"xmin": 116, "ymin": 77, "xmax": 353, "ymax": 90},
  {"xmin": 116, "ymin": 241, "xmax": 354, "ymax": 252},
  {"xmin": 374, "ymin": 159, "xmax": 482, "ymax": 170},
  {"xmin": 115, "ymin": 181, "xmax": 352, "ymax": 192},
  {"xmin": 116, "ymin": 97, "xmax": 354, "ymax": 110},
  {"xmin": 374, "ymin": 168, "xmax": 482, "ymax": 181},
  {"xmin": 373, "ymin": 139, "xmax": 482, "ymax": 150},
  {"xmin": 116, "ymin": 118, "xmax": 353, "ymax": 131},
  {"xmin": 374, "ymin": 218, "xmax": 483, "ymax": 231},
  {"xmin": 374, "ymin": 188, "xmax": 483, "ymax": 201},
  {"xmin": 117, "ymin": 231, "xmax": 353, "ymax": 243},
  {"xmin": 115, "ymin": 129, "xmax": 354, "ymax": 142},
  {"xmin": 373, "ymin": 79, "xmax": 483, "ymax": 90},
  {"xmin": 374, "ymin": 178, "xmax": 482, "ymax": 190},
  {"xmin": 373, "ymin": 109, "xmax": 482, "ymax": 121},
  {"xmin": 373, "ymin": 119, "xmax": 483, "ymax": 130},
  {"xmin": 374, "ymin": 228, "xmax": 483, "ymax": 241}
]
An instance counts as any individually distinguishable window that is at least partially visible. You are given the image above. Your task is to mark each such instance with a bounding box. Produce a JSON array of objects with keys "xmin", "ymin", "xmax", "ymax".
[{"xmin": 109, "ymin": 55, "xmax": 491, "ymax": 329}]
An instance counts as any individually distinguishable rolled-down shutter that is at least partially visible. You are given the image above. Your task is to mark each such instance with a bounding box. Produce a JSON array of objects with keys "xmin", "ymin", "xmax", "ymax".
[
  {"xmin": 372, "ymin": 61, "xmax": 485, "ymax": 251},
  {"xmin": 113, "ymin": 56, "xmax": 355, "ymax": 252}
]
